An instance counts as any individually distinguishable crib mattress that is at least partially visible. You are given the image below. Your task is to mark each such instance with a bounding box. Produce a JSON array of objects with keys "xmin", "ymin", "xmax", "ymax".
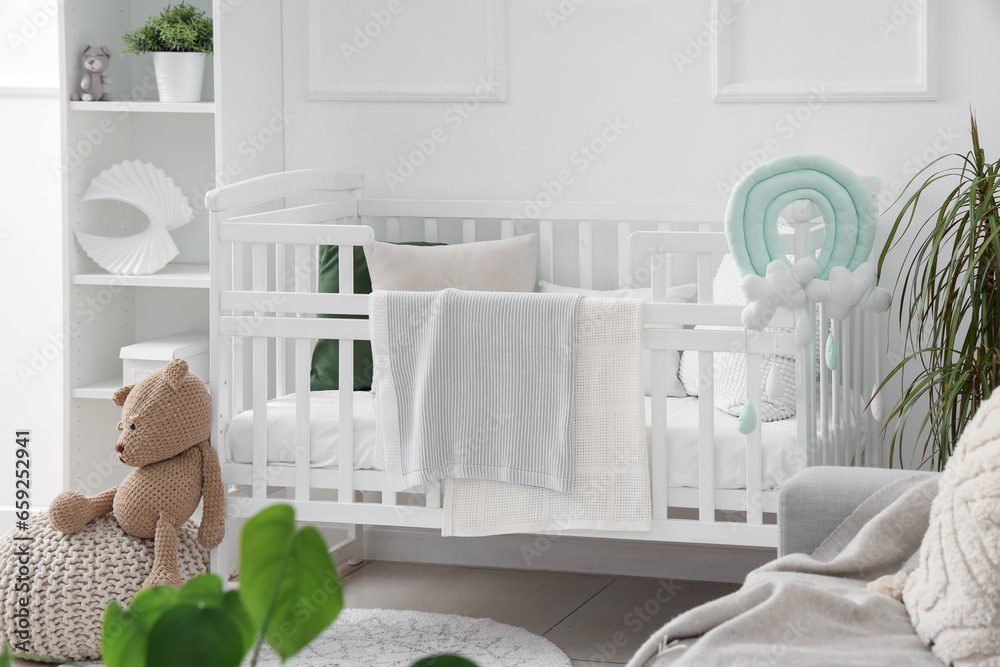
[{"xmin": 224, "ymin": 391, "xmax": 801, "ymax": 490}]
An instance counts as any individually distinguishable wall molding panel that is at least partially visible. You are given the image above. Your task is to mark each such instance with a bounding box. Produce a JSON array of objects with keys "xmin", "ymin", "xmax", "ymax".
[
  {"xmin": 710, "ymin": 0, "xmax": 935, "ymax": 102},
  {"xmin": 305, "ymin": 0, "xmax": 506, "ymax": 102}
]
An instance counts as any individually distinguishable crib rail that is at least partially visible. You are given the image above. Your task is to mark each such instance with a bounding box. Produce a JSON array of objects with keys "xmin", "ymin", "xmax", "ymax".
[{"xmin": 208, "ymin": 170, "xmax": 882, "ymax": 574}]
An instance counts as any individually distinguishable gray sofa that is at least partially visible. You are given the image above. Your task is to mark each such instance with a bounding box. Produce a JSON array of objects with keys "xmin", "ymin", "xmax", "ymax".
[
  {"xmin": 628, "ymin": 465, "xmax": 941, "ymax": 667},
  {"xmin": 778, "ymin": 465, "xmax": 934, "ymax": 557}
]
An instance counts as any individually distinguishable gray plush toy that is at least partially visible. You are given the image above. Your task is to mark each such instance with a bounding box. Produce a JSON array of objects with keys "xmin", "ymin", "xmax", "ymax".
[{"xmin": 70, "ymin": 45, "xmax": 112, "ymax": 102}]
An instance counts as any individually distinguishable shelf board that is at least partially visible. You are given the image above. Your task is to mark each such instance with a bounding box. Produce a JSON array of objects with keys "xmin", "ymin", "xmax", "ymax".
[
  {"xmin": 71, "ymin": 263, "xmax": 210, "ymax": 289},
  {"xmin": 71, "ymin": 376, "xmax": 124, "ymax": 400},
  {"xmin": 73, "ymin": 376, "xmax": 210, "ymax": 400},
  {"xmin": 68, "ymin": 100, "xmax": 215, "ymax": 114}
]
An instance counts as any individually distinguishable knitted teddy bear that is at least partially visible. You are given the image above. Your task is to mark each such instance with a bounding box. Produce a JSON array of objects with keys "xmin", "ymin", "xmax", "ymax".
[
  {"xmin": 70, "ymin": 45, "xmax": 112, "ymax": 102},
  {"xmin": 49, "ymin": 359, "xmax": 225, "ymax": 588}
]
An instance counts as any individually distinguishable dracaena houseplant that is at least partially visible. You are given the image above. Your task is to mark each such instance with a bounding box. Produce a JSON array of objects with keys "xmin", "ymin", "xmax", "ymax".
[{"xmin": 876, "ymin": 114, "xmax": 1000, "ymax": 471}]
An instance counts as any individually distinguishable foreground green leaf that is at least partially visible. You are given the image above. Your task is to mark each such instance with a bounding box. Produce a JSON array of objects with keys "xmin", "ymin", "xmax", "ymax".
[
  {"xmin": 410, "ymin": 656, "xmax": 480, "ymax": 667},
  {"xmin": 102, "ymin": 585, "xmax": 179, "ymax": 667},
  {"xmin": 146, "ymin": 605, "xmax": 244, "ymax": 667},
  {"xmin": 241, "ymin": 504, "xmax": 343, "ymax": 661}
]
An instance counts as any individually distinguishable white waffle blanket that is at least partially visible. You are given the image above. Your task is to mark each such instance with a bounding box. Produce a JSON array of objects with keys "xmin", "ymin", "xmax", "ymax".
[{"xmin": 443, "ymin": 297, "xmax": 651, "ymax": 536}]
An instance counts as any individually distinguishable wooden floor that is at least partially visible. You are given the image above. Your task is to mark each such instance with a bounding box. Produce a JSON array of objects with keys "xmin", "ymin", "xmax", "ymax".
[{"xmin": 340, "ymin": 561, "xmax": 739, "ymax": 666}]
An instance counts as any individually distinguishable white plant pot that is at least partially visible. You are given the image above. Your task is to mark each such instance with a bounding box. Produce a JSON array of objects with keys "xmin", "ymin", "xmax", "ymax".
[{"xmin": 152, "ymin": 52, "xmax": 206, "ymax": 103}]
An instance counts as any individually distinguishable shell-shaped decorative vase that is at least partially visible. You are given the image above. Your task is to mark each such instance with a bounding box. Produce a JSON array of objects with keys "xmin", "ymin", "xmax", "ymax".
[{"xmin": 75, "ymin": 160, "xmax": 194, "ymax": 275}]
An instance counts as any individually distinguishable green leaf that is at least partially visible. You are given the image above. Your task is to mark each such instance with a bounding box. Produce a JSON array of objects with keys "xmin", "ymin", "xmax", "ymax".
[
  {"xmin": 241, "ymin": 504, "xmax": 343, "ymax": 661},
  {"xmin": 146, "ymin": 605, "xmax": 245, "ymax": 667},
  {"xmin": 102, "ymin": 585, "xmax": 178, "ymax": 667},
  {"xmin": 223, "ymin": 590, "xmax": 258, "ymax": 655},
  {"xmin": 410, "ymin": 656, "xmax": 481, "ymax": 667},
  {"xmin": 0, "ymin": 643, "xmax": 10, "ymax": 667},
  {"xmin": 177, "ymin": 573, "xmax": 225, "ymax": 608},
  {"xmin": 101, "ymin": 601, "xmax": 148, "ymax": 667}
]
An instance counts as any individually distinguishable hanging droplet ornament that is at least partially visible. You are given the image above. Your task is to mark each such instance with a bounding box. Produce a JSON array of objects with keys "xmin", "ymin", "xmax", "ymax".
[
  {"xmin": 738, "ymin": 400, "xmax": 758, "ymax": 435},
  {"xmin": 766, "ymin": 363, "xmax": 786, "ymax": 401},
  {"xmin": 795, "ymin": 309, "xmax": 814, "ymax": 347},
  {"xmin": 825, "ymin": 332, "xmax": 839, "ymax": 370},
  {"xmin": 871, "ymin": 384, "xmax": 884, "ymax": 421}
]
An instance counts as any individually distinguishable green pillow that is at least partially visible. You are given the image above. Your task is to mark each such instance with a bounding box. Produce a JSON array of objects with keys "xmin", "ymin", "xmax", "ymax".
[{"xmin": 309, "ymin": 242, "xmax": 442, "ymax": 391}]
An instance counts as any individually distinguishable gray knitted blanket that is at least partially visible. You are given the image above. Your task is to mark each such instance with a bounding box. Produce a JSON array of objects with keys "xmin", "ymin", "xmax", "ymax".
[{"xmin": 371, "ymin": 288, "xmax": 582, "ymax": 493}]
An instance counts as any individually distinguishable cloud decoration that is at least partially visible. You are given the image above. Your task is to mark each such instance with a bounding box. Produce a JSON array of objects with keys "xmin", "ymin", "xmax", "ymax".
[
  {"xmin": 742, "ymin": 261, "xmax": 892, "ymax": 340},
  {"xmin": 741, "ymin": 258, "xmax": 817, "ymax": 331},
  {"xmin": 804, "ymin": 263, "xmax": 892, "ymax": 321}
]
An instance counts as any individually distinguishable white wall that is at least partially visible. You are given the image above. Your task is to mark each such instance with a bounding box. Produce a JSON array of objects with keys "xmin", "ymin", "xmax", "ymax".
[
  {"xmin": 281, "ymin": 0, "xmax": 1000, "ymax": 470},
  {"xmin": 0, "ymin": 0, "xmax": 63, "ymax": 527}
]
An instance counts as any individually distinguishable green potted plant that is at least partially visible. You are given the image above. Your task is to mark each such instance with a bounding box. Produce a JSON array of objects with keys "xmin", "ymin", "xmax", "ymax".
[
  {"xmin": 121, "ymin": 2, "xmax": 213, "ymax": 103},
  {"xmin": 876, "ymin": 114, "xmax": 1000, "ymax": 470}
]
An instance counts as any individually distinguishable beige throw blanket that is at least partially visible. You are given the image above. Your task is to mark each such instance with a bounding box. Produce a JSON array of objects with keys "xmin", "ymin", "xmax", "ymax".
[{"xmin": 443, "ymin": 297, "xmax": 651, "ymax": 536}]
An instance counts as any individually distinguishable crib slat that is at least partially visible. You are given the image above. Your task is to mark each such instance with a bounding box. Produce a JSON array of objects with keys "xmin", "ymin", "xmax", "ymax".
[
  {"xmin": 698, "ymin": 254, "xmax": 713, "ymax": 304},
  {"xmin": 650, "ymin": 349, "xmax": 668, "ymax": 521},
  {"xmin": 233, "ymin": 243, "xmax": 245, "ymax": 415},
  {"xmin": 819, "ymin": 305, "xmax": 830, "ymax": 465},
  {"xmin": 698, "ymin": 352, "xmax": 715, "ymax": 522},
  {"xmin": 540, "ymin": 221, "xmax": 554, "ymax": 283},
  {"xmin": 746, "ymin": 352, "xmax": 763, "ymax": 525},
  {"xmin": 835, "ymin": 318, "xmax": 844, "ymax": 466},
  {"xmin": 425, "ymin": 481, "xmax": 441, "ymax": 508},
  {"xmin": 618, "ymin": 222, "xmax": 632, "ymax": 288},
  {"xmin": 387, "ymin": 217, "xmax": 401, "ymax": 242},
  {"xmin": 339, "ymin": 244, "xmax": 356, "ymax": 503},
  {"xmin": 462, "ymin": 219, "xmax": 476, "ymax": 244},
  {"xmin": 252, "ymin": 243, "xmax": 268, "ymax": 500},
  {"xmin": 579, "ymin": 221, "xmax": 593, "ymax": 289},
  {"xmin": 424, "ymin": 218, "xmax": 438, "ymax": 243},
  {"xmin": 294, "ymin": 243, "xmax": 312, "ymax": 501},
  {"xmin": 795, "ymin": 313, "xmax": 810, "ymax": 473},
  {"xmin": 852, "ymin": 313, "xmax": 861, "ymax": 467},
  {"xmin": 275, "ymin": 244, "xmax": 287, "ymax": 397},
  {"xmin": 294, "ymin": 338, "xmax": 311, "ymax": 501},
  {"xmin": 501, "ymin": 219, "xmax": 515, "ymax": 239},
  {"xmin": 656, "ymin": 223, "xmax": 673, "ymax": 285}
]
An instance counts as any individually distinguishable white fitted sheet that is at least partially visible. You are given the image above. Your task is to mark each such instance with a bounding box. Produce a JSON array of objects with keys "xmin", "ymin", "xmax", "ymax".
[{"xmin": 224, "ymin": 391, "xmax": 800, "ymax": 490}]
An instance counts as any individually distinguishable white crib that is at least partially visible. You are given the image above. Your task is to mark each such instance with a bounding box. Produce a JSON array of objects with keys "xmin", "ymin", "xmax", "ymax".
[{"xmin": 206, "ymin": 169, "xmax": 882, "ymax": 577}]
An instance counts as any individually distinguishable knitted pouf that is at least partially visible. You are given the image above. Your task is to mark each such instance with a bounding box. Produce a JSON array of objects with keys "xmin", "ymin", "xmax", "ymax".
[{"xmin": 0, "ymin": 512, "xmax": 209, "ymax": 661}]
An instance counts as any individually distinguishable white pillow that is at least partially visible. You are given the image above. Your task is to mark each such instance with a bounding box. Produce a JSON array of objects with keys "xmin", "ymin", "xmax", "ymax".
[
  {"xmin": 903, "ymin": 393, "xmax": 1000, "ymax": 665},
  {"xmin": 677, "ymin": 255, "xmax": 797, "ymax": 421},
  {"xmin": 364, "ymin": 234, "xmax": 537, "ymax": 292},
  {"xmin": 538, "ymin": 280, "xmax": 697, "ymax": 397}
]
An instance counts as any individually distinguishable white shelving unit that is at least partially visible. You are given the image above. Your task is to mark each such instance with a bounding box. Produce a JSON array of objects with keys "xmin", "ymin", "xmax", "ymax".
[
  {"xmin": 59, "ymin": 0, "xmax": 218, "ymax": 491},
  {"xmin": 59, "ymin": 0, "xmax": 285, "ymax": 493}
]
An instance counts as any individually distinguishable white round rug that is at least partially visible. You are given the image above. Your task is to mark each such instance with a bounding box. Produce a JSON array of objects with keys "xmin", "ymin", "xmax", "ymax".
[{"xmin": 249, "ymin": 608, "xmax": 571, "ymax": 667}]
